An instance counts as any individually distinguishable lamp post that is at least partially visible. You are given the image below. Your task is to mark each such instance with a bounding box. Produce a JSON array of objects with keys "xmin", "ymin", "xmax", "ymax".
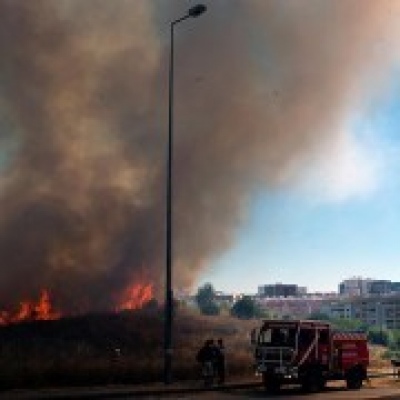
[{"xmin": 165, "ymin": 4, "xmax": 207, "ymax": 385}]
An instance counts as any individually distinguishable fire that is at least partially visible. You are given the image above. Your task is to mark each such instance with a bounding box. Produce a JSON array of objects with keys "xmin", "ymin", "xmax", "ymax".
[
  {"xmin": 117, "ymin": 283, "xmax": 154, "ymax": 311},
  {"xmin": 0, "ymin": 283, "xmax": 154, "ymax": 326},
  {"xmin": 0, "ymin": 289, "xmax": 60, "ymax": 325}
]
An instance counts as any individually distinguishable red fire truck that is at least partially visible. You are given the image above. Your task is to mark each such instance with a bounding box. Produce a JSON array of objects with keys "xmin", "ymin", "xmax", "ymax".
[{"xmin": 251, "ymin": 319, "xmax": 369, "ymax": 393}]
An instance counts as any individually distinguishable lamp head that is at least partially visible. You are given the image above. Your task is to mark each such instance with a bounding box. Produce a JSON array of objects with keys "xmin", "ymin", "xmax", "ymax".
[{"xmin": 188, "ymin": 4, "xmax": 207, "ymax": 18}]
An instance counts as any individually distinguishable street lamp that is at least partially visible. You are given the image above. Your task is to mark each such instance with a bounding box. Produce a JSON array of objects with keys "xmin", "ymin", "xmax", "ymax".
[{"xmin": 165, "ymin": 3, "xmax": 207, "ymax": 385}]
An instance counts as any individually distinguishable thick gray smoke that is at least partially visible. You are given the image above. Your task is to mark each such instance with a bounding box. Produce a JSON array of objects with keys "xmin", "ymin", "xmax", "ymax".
[{"xmin": 0, "ymin": 0, "xmax": 398, "ymax": 312}]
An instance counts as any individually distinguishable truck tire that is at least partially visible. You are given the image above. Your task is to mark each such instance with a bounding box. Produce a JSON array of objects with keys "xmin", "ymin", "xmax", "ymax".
[
  {"xmin": 262, "ymin": 373, "xmax": 281, "ymax": 393},
  {"xmin": 301, "ymin": 369, "xmax": 324, "ymax": 393},
  {"xmin": 346, "ymin": 367, "xmax": 363, "ymax": 390}
]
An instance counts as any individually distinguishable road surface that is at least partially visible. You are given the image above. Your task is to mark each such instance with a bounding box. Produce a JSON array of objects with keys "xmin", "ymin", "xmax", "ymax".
[
  {"xmin": 132, "ymin": 386, "xmax": 400, "ymax": 399},
  {"xmin": 5, "ymin": 381, "xmax": 400, "ymax": 399}
]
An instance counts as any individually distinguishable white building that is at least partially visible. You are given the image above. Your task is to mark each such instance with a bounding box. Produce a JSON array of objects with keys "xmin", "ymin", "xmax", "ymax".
[
  {"xmin": 338, "ymin": 277, "xmax": 372, "ymax": 297},
  {"xmin": 324, "ymin": 294, "xmax": 400, "ymax": 329}
]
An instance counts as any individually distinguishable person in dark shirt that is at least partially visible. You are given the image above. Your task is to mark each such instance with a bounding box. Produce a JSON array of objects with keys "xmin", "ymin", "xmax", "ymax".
[
  {"xmin": 196, "ymin": 339, "xmax": 216, "ymax": 386},
  {"xmin": 215, "ymin": 338, "xmax": 225, "ymax": 384}
]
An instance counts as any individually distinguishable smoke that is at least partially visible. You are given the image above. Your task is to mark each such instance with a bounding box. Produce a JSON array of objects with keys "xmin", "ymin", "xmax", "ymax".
[{"xmin": 0, "ymin": 0, "xmax": 399, "ymax": 312}]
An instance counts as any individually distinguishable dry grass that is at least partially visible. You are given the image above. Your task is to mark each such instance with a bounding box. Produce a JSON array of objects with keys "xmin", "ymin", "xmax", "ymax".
[
  {"xmin": 0, "ymin": 309, "xmax": 396, "ymax": 390},
  {"xmin": 0, "ymin": 308, "xmax": 259, "ymax": 389},
  {"xmin": 368, "ymin": 345, "xmax": 392, "ymax": 370},
  {"xmin": 173, "ymin": 312, "xmax": 259, "ymax": 380}
]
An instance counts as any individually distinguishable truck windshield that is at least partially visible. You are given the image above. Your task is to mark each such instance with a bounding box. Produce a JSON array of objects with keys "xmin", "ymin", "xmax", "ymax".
[{"xmin": 258, "ymin": 327, "xmax": 296, "ymax": 347}]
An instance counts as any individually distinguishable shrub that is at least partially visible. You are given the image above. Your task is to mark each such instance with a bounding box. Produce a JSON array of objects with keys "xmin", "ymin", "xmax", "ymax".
[{"xmin": 231, "ymin": 296, "xmax": 261, "ymax": 319}]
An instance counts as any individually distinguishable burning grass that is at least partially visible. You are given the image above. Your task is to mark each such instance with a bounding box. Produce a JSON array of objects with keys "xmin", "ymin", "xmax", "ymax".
[
  {"xmin": 0, "ymin": 290, "xmax": 60, "ymax": 326},
  {"xmin": 0, "ymin": 308, "xmax": 258, "ymax": 390}
]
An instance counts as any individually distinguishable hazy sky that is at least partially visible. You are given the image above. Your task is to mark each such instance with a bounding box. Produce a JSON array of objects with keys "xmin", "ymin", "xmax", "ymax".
[{"xmin": 199, "ymin": 79, "xmax": 400, "ymax": 294}]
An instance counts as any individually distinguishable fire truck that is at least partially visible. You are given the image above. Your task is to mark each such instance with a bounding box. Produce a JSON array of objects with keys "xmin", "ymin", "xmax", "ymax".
[{"xmin": 251, "ymin": 319, "xmax": 369, "ymax": 393}]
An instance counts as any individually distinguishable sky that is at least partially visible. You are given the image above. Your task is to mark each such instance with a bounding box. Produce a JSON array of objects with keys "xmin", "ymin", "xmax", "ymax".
[{"xmin": 199, "ymin": 80, "xmax": 400, "ymax": 294}]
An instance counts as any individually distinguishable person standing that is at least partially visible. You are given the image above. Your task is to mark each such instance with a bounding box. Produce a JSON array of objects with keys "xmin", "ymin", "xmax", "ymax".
[
  {"xmin": 216, "ymin": 338, "xmax": 225, "ymax": 384},
  {"xmin": 196, "ymin": 339, "xmax": 216, "ymax": 386}
]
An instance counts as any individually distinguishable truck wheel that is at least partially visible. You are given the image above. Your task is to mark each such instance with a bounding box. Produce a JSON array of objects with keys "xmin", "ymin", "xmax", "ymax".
[
  {"xmin": 262, "ymin": 374, "xmax": 281, "ymax": 393},
  {"xmin": 301, "ymin": 370, "xmax": 324, "ymax": 393},
  {"xmin": 346, "ymin": 369, "xmax": 363, "ymax": 390}
]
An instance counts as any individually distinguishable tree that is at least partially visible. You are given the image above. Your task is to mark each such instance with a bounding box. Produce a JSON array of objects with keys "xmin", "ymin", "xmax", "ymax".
[
  {"xmin": 308, "ymin": 312, "xmax": 331, "ymax": 321},
  {"xmin": 331, "ymin": 317, "xmax": 366, "ymax": 332},
  {"xmin": 367, "ymin": 326, "xmax": 390, "ymax": 346},
  {"xmin": 231, "ymin": 296, "xmax": 260, "ymax": 319},
  {"xmin": 195, "ymin": 283, "xmax": 220, "ymax": 316},
  {"xmin": 200, "ymin": 301, "xmax": 220, "ymax": 316},
  {"xmin": 389, "ymin": 330, "xmax": 400, "ymax": 350}
]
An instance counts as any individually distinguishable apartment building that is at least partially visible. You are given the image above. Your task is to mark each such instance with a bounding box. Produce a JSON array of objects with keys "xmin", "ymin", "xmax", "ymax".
[
  {"xmin": 339, "ymin": 277, "xmax": 400, "ymax": 297},
  {"xmin": 258, "ymin": 283, "xmax": 306, "ymax": 298},
  {"xmin": 338, "ymin": 277, "xmax": 371, "ymax": 296},
  {"xmin": 324, "ymin": 294, "xmax": 400, "ymax": 329},
  {"xmin": 257, "ymin": 297, "xmax": 325, "ymax": 319}
]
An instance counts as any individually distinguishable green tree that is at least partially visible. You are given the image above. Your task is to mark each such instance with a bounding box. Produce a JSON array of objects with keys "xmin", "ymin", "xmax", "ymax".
[
  {"xmin": 308, "ymin": 312, "xmax": 331, "ymax": 321},
  {"xmin": 231, "ymin": 296, "xmax": 260, "ymax": 319},
  {"xmin": 195, "ymin": 283, "xmax": 220, "ymax": 316},
  {"xmin": 331, "ymin": 317, "xmax": 366, "ymax": 332},
  {"xmin": 389, "ymin": 330, "xmax": 400, "ymax": 350},
  {"xmin": 367, "ymin": 326, "xmax": 390, "ymax": 346},
  {"xmin": 200, "ymin": 301, "xmax": 220, "ymax": 316}
]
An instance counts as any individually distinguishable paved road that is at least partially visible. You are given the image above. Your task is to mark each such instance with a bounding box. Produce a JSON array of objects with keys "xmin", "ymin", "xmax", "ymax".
[
  {"xmin": 5, "ymin": 382, "xmax": 400, "ymax": 399},
  {"xmin": 133, "ymin": 386, "xmax": 400, "ymax": 400}
]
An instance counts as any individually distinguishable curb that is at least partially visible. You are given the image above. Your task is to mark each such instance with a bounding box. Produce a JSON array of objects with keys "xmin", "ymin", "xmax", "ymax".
[
  {"xmin": 3, "ymin": 374, "xmax": 398, "ymax": 399},
  {"xmin": 2, "ymin": 381, "xmax": 263, "ymax": 400}
]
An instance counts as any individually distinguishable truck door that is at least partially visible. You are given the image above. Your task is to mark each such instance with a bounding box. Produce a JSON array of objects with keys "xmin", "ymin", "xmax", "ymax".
[
  {"xmin": 298, "ymin": 327, "xmax": 316, "ymax": 364},
  {"xmin": 318, "ymin": 328, "xmax": 330, "ymax": 367}
]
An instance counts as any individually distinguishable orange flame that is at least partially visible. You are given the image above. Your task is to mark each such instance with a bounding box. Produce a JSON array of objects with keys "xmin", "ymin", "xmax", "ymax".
[
  {"xmin": 117, "ymin": 283, "xmax": 153, "ymax": 311},
  {"xmin": 0, "ymin": 289, "xmax": 60, "ymax": 326}
]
